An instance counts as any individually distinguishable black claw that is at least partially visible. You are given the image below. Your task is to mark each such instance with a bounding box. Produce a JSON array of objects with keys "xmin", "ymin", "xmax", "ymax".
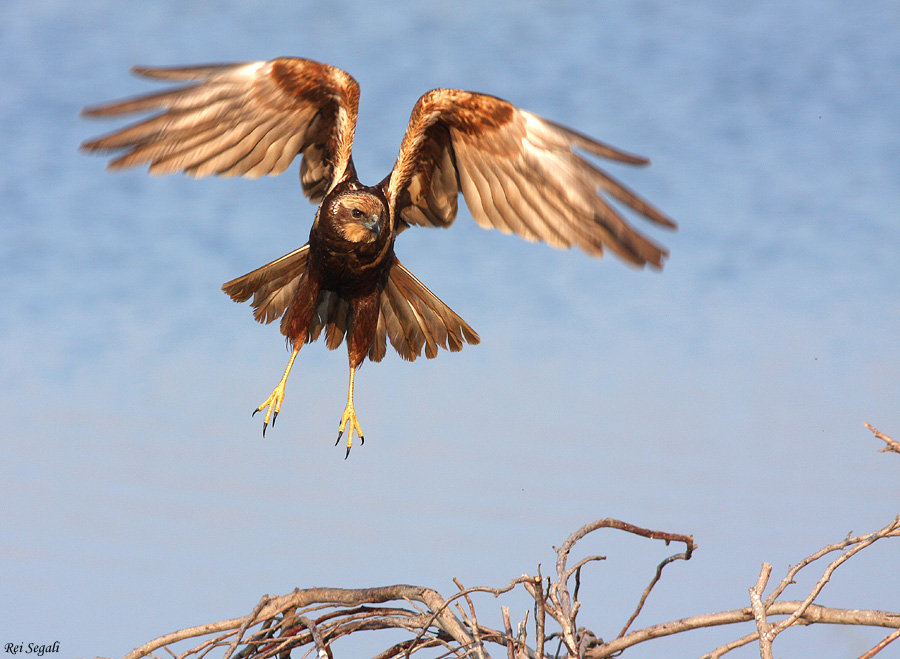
[
  {"xmin": 272, "ymin": 410, "xmax": 278, "ymax": 427},
  {"xmin": 252, "ymin": 408, "xmax": 259, "ymax": 418},
  {"xmin": 262, "ymin": 421, "xmax": 268, "ymax": 438},
  {"xmin": 335, "ymin": 430, "xmax": 343, "ymax": 446},
  {"xmin": 344, "ymin": 445, "xmax": 351, "ymax": 460},
  {"xmin": 359, "ymin": 435, "xmax": 365, "ymax": 446}
]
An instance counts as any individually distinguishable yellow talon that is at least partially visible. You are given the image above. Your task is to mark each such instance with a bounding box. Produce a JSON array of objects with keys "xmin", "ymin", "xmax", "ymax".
[
  {"xmin": 254, "ymin": 383, "xmax": 285, "ymax": 437},
  {"xmin": 337, "ymin": 365, "xmax": 364, "ymax": 458},
  {"xmin": 255, "ymin": 346, "xmax": 299, "ymax": 437}
]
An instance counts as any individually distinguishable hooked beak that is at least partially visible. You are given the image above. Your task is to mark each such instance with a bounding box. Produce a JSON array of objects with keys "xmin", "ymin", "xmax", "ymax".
[{"xmin": 362, "ymin": 214, "xmax": 381, "ymax": 238}]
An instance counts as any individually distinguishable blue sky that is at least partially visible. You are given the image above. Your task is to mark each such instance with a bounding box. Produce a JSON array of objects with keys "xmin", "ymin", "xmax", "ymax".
[{"xmin": 1, "ymin": 2, "xmax": 898, "ymax": 657}]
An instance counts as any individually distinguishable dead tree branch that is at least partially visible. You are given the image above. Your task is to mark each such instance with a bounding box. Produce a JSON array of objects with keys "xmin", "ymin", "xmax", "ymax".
[
  {"xmin": 106, "ymin": 455, "xmax": 898, "ymax": 659},
  {"xmin": 105, "ymin": 514, "xmax": 899, "ymax": 659},
  {"xmin": 865, "ymin": 422, "xmax": 900, "ymax": 455}
]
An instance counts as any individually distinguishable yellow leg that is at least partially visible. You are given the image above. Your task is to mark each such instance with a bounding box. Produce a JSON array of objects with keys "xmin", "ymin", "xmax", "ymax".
[
  {"xmin": 336, "ymin": 365, "xmax": 364, "ymax": 458},
  {"xmin": 253, "ymin": 345, "xmax": 300, "ymax": 437}
]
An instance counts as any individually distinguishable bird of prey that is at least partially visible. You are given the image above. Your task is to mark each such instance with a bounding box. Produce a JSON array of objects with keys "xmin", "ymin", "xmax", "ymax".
[{"xmin": 81, "ymin": 57, "xmax": 675, "ymax": 456}]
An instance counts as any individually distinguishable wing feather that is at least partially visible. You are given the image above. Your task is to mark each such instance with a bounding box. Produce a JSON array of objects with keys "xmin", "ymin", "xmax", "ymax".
[
  {"xmin": 105, "ymin": 118, "xmax": 235, "ymax": 172},
  {"xmin": 367, "ymin": 312, "xmax": 388, "ymax": 363},
  {"xmin": 478, "ymin": 153, "xmax": 545, "ymax": 242},
  {"xmin": 383, "ymin": 278, "xmax": 430, "ymax": 359},
  {"xmin": 502, "ymin": 157, "xmax": 573, "ymax": 247},
  {"xmin": 82, "ymin": 58, "xmax": 360, "ymax": 197},
  {"xmin": 323, "ymin": 295, "xmax": 351, "ymax": 350},
  {"xmin": 378, "ymin": 259, "xmax": 479, "ymax": 362},
  {"xmin": 184, "ymin": 116, "xmax": 285, "ymax": 177},
  {"xmin": 385, "ymin": 89, "xmax": 675, "ymax": 268},
  {"xmin": 221, "ymin": 245, "xmax": 310, "ymax": 324},
  {"xmin": 131, "ymin": 63, "xmax": 242, "ymax": 81},
  {"xmin": 378, "ymin": 289, "xmax": 413, "ymax": 360}
]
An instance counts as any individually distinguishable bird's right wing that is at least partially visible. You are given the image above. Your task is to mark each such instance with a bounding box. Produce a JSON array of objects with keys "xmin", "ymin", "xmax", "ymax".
[{"xmin": 81, "ymin": 58, "xmax": 360, "ymax": 200}]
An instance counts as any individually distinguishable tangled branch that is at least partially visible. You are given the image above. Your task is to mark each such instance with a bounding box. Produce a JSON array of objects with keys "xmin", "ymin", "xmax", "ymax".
[
  {"xmin": 108, "ymin": 518, "xmax": 899, "ymax": 659},
  {"xmin": 112, "ymin": 519, "xmax": 693, "ymax": 659},
  {"xmin": 106, "ymin": 425, "xmax": 899, "ymax": 659}
]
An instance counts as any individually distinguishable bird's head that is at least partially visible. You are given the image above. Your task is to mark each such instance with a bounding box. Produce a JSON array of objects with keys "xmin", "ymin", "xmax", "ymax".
[{"xmin": 332, "ymin": 191, "xmax": 385, "ymax": 244}]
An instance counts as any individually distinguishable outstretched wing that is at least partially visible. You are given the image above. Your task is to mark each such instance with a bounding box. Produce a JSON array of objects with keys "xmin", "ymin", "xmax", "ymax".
[
  {"xmin": 383, "ymin": 89, "xmax": 676, "ymax": 268},
  {"xmin": 81, "ymin": 58, "xmax": 360, "ymax": 200}
]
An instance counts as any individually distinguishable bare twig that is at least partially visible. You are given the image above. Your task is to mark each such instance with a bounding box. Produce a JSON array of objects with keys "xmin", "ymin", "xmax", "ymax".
[
  {"xmin": 587, "ymin": 602, "xmax": 900, "ymax": 658},
  {"xmin": 766, "ymin": 518, "xmax": 900, "ymax": 644},
  {"xmin": 501, "ymin": 607, "xmax": 515, "ymax": 659},
  {"xmin": 618, "ymin": 542, "xmax": 694, "ymax": 638},
  {"xmin": 697, "ymin": 517, "xmax": 900, "ymax": 659},
  {"xmin": 516, "ymin": 608, "xmax": 529, "ymax": 653},
  {"xmin": 371, "ymin": 638, "xmax": 444, "ymax": 659},
  {"xmin": 222, "ymin": 596, "xmax": 269, "ymax": 659},
  {"xmin": 406, "ymin": 576, "xmax": 532, "ymax": 659},
  {"xmin": 700, "ymin": 630, "xmax": 759, "ymax": 659},
  {"xmin": 299, "ymin": 616, "xmax": 332, "ymax": 659},
  {"xmin": 453, "ymin": 579, "xmax": 486, "ymax": 659},
  {"xmin": 857, "ymin": 628, "xmax": 900, "ymax": 659},
  {"xmin": 570, "ymin": 557, "xmax": 605, "ymax": 595},
  {"xmin": 552, "ymin": 517, "xmax": 695, "ymax": 651},
  {"xmin": 749, "ymin": 563, "xmax": 774, "ymax": 659},
  {"xmin": 533, "ymin": 572, "xmax": 545, "ymax": 659},
  {"xmin": 865, "ymin": 422, "xmax": 900, "ymax": 454}
]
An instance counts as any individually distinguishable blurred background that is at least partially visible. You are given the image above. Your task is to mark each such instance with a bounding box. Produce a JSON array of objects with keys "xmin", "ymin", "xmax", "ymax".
[{"xmin": 1, "ymin": 1, "xmax": 898, "ymax": 657}]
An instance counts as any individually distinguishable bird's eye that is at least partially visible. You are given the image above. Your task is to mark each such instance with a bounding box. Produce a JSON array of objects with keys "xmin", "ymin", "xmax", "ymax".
[{"xmin": 351, "ymin": 208, "xmax": 364, "ymax": 219}]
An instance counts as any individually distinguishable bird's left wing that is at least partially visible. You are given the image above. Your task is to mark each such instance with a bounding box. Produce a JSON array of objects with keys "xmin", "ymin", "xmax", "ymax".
[
  {"xmin": 81, "ymin": 58, "xmax": 359, "ymax": 199},
  {"xmin": 383, "ymin": 89, "xmax": 676, "ymax": 268}
]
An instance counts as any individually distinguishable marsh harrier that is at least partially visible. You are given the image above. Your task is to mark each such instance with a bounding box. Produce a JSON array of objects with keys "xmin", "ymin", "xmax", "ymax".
[{"xmin": 81, "ymin": 57, "xmax": 676, "ymax": 455}]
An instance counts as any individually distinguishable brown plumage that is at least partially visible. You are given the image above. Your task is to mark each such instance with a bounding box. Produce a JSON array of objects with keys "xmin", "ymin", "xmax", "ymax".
[{"xmin": 81, "ymin": 57, "xmax": 675, "ymax": 455}]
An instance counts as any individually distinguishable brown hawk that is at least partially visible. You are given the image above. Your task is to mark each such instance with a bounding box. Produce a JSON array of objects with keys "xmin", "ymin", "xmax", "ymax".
[{"xmin": 81, "ymin": 57, "xmax": 675, "ymax": 456}]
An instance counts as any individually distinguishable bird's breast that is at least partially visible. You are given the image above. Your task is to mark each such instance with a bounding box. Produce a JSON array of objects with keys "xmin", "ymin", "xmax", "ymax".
[{"xmin": 310, "ymin": 234, "xmax": 394, "ymax": 298}]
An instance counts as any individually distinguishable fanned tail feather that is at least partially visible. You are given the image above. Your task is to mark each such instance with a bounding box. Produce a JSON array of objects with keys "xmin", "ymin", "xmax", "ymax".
[
  {"xmin": 307, "ymin": 258, "xmax": 480, "ymax": 362},
  {"xmin": 221, "ymin": 245, "xmax": 310, "ymax": 324},
  {"xmin": 376, "ymin": 258, "xmax": 479, "ymax": 362},
  {"xmin": 223, "ymin": 248, "xmax": 478, "ymax": 362}
]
